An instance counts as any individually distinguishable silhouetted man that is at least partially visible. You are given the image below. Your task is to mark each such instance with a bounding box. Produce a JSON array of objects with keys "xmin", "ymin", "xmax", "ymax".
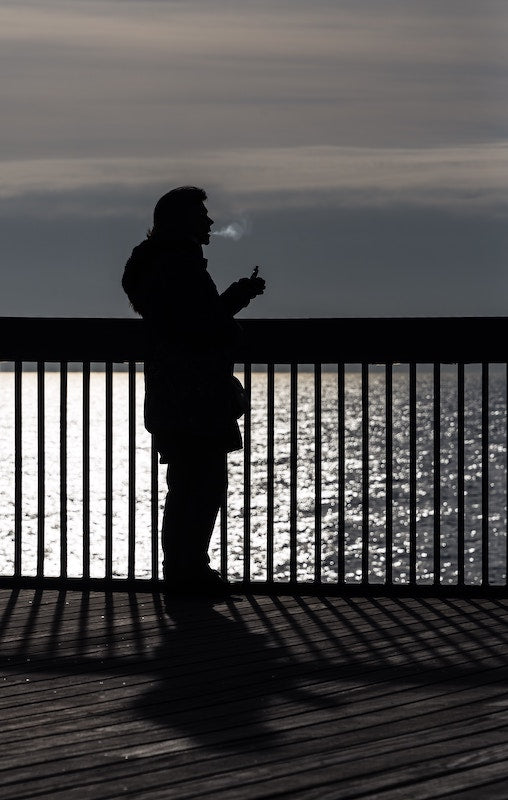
[{"xmin": 122, "ymin": 187, "xmax": 265, "ymax": 593}]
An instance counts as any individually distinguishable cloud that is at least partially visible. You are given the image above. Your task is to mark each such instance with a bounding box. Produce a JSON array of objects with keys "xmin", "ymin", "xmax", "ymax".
[
  {"xmin": 1, "ymin": 1, "xmax": 506, "ymax": 67},
  {"xmin": 1, "ymin": 0, "xmax": 507, "ymax": 159},
  {"xmin": 1, "ymin": 143, "xmax": 507, "ymax": 216}
]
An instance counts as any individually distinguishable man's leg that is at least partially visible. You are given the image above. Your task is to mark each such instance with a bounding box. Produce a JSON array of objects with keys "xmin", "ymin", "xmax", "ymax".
[{"xmin": 162, "ymin": 443, "xmax": 227, "ymax": 582}]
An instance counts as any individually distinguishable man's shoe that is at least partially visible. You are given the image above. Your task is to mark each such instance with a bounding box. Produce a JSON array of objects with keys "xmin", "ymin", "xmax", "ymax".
[
  {"xmin": 164, "ymin": 567, "xmax": 231, "ymax": 597},
  {"xmin": 195, "ymin": 567, "xmax": 232, "ymax": 596}
]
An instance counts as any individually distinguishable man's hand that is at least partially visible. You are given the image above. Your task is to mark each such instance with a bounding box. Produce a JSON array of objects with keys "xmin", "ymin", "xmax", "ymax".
[
  {"xmin": 242, "ymin": 265, "xmax": 266, "ymax": 298},
  {"xmin": 237, "ymin": 276, "xmax": 265, "ymax": 300},
  {"xmin": 220, "ymin": 268, "xmax": 266, "ymax": 313}
]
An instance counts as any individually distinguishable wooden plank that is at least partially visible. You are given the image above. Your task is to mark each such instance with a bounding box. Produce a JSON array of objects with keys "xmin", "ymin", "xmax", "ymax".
[
  {"xmin": 3, "ymin": 723, "xmax": 508, "ymax": 800},
  {"xmin": 0, "ymin": 590, "xmax": 507, "ymax": 800},
  {"xmin": 2, "ymin": 600, "xmax": 506, "ymax": 705}
]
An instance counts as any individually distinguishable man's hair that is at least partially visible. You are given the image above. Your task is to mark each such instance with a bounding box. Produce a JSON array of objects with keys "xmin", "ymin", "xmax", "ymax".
[{"xmin": 153, "ymin": 186, "xmax": 207, "ymax": 230}]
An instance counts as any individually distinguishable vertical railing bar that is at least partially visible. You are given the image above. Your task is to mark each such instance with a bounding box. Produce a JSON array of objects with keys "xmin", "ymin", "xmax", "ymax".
[
  {"xmin": 243, "ymin": 363, "xmax": 252, "ymax": 583},
  {"xmin": 150, "ymin": 437, "xmax": 159, "ymax": 580},
  {"xmin": 290, "ymin": 362, "xmax": 298, "ymax": 583},
  {"xmin": 105, "ymin": 362, "xmax": 113, "ymax": 580},
  {"xmin": 481, "ymin": 362, "xmax": 489, "ymax": 587},
  {"xmin": 37, "ymin": 361, "xmax": 45, "ymax": 578},
  {"xmin": 128, "ymin": 362, "xmax": 136, "ymax": 580},
  {"xmin": 361, "ymin": 363, "xmax": 369, "ymax": 584},
  {"xmin": 220, "ymin": 350, "xmax": 229, "ymax": 578},
  {"xmin": 220, "ymin": 455, "xmax": 228, "ymax": 580},
  {"xmin": 385, "ymin": 363, "xmax": 393, "ymax": 586},
  {"xmin": 337, "ymin": 363, "xmax": 345, "ymax": 584},
  {"xmin": 60, "ymin": 361, "xmax": 68, "ymax": 579},
  {"xmin": 506, "ymin": 363, "xmax": 508, "ymax": 588},
  {"xmin": 14, "ymin": 361, "xmax": 22, "ymax": 578},
  {"xmin": 433, "ymin": 363, "xmax": 441, "ymax": 586},
  {"xmin": 82, "ymin": 362, "xmax": 90, "ymax": 580},
  {"xmin": 266, "ymin": 363, "xmax": 275, "ymax": 583},
  {"xmin": 314, "ymin": 362, "xmax": 322, "ymax": 584},
  {"xmin": 409, "ymin": 362, "xmax": 417, "ymax": 586},
  {"xmin": 457, "ymin": 362, "xmax": 465, "ymax": 587}
]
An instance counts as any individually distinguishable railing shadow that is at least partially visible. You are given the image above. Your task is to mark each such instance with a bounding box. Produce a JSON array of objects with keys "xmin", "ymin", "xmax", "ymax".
[{"xmin": 1, "ymin": 588, "xmax": 508, "ymax": 768}]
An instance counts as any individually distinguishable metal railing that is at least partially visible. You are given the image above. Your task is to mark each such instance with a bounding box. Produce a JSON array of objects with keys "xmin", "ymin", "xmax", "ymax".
[{"xmin": 0, "ymin": 317, "xmax": 507, "ymax": 595}]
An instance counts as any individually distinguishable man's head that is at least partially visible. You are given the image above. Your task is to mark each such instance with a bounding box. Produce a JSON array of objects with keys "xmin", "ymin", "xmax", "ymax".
[{"xmin": 152, "ymin": 186, "xmax": 214, "ymax": 245}]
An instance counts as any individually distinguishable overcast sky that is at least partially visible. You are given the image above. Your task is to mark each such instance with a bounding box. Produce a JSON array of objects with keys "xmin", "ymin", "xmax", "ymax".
[{"xmin": 1, "ymin": 0, "xmax": 507, "ymax": 317}]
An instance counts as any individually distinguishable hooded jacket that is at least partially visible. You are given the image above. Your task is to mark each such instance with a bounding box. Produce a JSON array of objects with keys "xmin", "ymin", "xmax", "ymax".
[{"xmin": 123, "ymin": 233, "xmax": 250, "ymax": 455}]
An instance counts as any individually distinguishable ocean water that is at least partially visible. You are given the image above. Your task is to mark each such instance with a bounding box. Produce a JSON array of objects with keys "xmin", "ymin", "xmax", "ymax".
[{"xmin": 0, "ymin": 368, "xmax": 506, "ymax": 584}]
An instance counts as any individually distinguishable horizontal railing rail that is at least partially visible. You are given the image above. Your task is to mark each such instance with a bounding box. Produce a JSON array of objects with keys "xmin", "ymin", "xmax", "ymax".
[
  {"xmin": 0, "ymin": 317, "xmax": 507, "ymax": 595},
  {"xmin": 0, "ymin": 316, "xmax": 507, "ymax": 363}
]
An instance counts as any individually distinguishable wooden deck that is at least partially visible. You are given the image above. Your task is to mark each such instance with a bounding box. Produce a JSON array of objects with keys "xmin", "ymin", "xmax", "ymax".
[{"xmin": 1, "ymin": 589, "xmax": 508, "ymax": 799}]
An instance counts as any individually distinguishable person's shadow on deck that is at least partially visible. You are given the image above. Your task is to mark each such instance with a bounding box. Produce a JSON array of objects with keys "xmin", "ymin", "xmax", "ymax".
[
  {"xmin": 0, "ymin": 589, "xmax": 336, "ymax": 759},
  {"xmin": 131, "ymin": 595, "xmax": 333, "ymax": 753}
]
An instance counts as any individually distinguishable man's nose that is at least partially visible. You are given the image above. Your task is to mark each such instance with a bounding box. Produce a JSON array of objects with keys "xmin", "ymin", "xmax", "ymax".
[{"xmin": 207, "ymin": 217, "xmax": 214, "ymax": 226}]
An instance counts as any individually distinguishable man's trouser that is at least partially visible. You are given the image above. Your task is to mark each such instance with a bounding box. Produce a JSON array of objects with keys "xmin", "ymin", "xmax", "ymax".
[{"xmin": 161, "ymin": 442, "xmax": 227, "ymax": 580}]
